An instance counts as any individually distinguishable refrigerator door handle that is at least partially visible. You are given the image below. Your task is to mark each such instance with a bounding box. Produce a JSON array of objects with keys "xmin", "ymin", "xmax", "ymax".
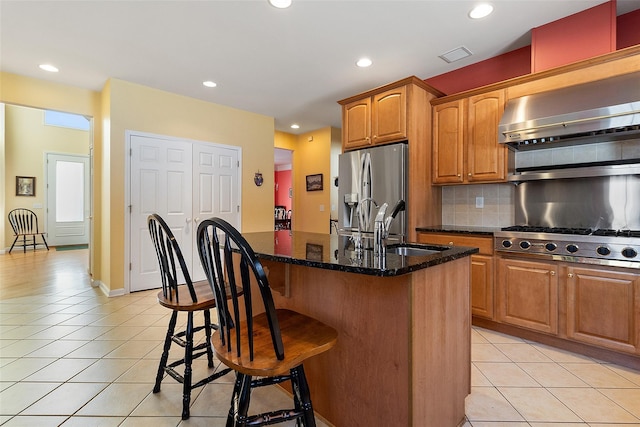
[{"xmin": 359, "ymin": 152, "xmax": 373, "ymax": 230}]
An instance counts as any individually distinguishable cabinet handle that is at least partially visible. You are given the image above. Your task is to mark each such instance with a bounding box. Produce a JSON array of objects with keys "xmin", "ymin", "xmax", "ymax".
[
  {"xmin": 550, "ymin": 271, "xmax": 556, "ymax": 276},
  {"xmin": 568, "ymin": 273, "xmax": 574, "ymax": 278},
  {"xmin": 448, "ymin": 242, "xmax": 454, "ymax": 245},
  {"xmin": 457, "ymin": 174, "xmax": 461, "ymax": 177},
  {"xmin": 468, "ymin": 173, "xmax": 472, "ymax": 177}
]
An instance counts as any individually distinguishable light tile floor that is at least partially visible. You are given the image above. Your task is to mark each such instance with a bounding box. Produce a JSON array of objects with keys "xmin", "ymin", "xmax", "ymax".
[{"xmin": 0, "ymin": 253, "xmax": 639, "ymax": 426}]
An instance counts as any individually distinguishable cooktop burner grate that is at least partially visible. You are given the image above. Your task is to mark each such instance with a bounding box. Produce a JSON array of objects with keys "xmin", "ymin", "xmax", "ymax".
[
  {"xmin": 501, "ymin": 226, "xmax": 593, "ymax": 235},
  {"xmin": 592, "ymin": 229, "xmax": 640, "ymax": 238}
]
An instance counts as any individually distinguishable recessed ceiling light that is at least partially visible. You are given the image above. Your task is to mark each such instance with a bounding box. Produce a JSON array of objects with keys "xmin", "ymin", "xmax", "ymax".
[
  {"xmin": 290, "ymin": 124, "xmax": 300, "ymax": 129},
  {"xmin": 356, "ymin": 58, "xmax": 372, "ymax": 68},
  {"xmin": 203, "ymin": 81, "xmax": 217, "ymax": 88},
  {"xmin": 269, "ymin": 0, "xmax": 292, "ymax": 9},
  {"xmin": 39, "ymin": 64, "xmax": 59, "ymax": 72},
  {"xmin": 469, "ymin": 3, "xmax": 493, "ymax": 19}
]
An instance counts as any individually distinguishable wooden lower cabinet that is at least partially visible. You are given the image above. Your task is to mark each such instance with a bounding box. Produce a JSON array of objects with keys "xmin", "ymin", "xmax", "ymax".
[
  {"xmin": 471, "ymin": 254, "xmax": 494, "ymax": 319},
  {"xmin": 417, "ymin": 232, "xmax": 494, "ymax": 319},
  {"xmin": 565, "ymin": 265, "xmax": 640, "ymax": 355},
  {"xmin": 497, "ymin": 257, "xmax": 559, "ymax": 335}
]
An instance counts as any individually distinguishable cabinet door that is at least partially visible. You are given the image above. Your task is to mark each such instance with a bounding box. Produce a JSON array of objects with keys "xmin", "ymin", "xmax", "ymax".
[
  {"xmin": 432, "ymin": 100, "xmax": 465, "ymax": 184},
  {"xmin": 372, "ymin": 86, "xmax": 407, "ymax": 144},
  {"xmin": 497, "ymin": 257, "xmax": 558, "ymax": 334},
  {"xmin": 466, "ymin": 90, "xmax": 507, "ymax": 182},
  {"xmin": 343, "ymin": 97, "xmax": 372, "ymax": 150},
  {"xmin": 417, "ymin": 233, "xmax": 495, "ymax": 319},
  {"xmin": 566, "ymin": 266, "xmax": 640, "ymax": 354},
  {"xmin": 471, "ymin": 254, "xmax": 494, "ymax": 319}
]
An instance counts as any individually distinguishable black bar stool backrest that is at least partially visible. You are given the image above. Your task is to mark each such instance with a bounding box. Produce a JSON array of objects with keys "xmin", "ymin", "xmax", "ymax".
[
  {"xmin": 197, "ymin": 218, "xmax": 284, "ymax": 361},
  {"xmin": 148, "ymin": 214, "xmax": 197, "ymax": 304}
]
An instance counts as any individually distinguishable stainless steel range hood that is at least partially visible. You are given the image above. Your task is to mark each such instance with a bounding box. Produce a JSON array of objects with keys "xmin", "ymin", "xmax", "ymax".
[{"xmin": 499, "ymin": 72, "xmax": 640, "ymax": 150}]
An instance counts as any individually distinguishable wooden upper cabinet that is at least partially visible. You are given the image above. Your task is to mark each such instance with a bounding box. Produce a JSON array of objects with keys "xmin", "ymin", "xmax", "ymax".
[
  {"xmin": 432, "ymin": 89, "xmax": 507, "ymax": 185},
  {"xmin": 467, "ymin": 90, "xmax": 507, "ymax": 182},
  {"xmin": 372, "ymin": 86, "xmax": 407, "ymax": 144},
  {"xmin": 341, "ymin": 86, "xmax": 408, "ymax": 151},
  {"xmin": 432, "ymin": 100, "xmax": 465, "ymax": 184},
  {"xmin": 343, "ymin": 97, "xmax": 372, "ymax": 150}
]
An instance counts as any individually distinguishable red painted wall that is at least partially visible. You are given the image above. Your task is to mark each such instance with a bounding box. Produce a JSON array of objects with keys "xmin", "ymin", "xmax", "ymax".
[
  {"xmin": 531, "ymin": 1, "xmax": 616, "ymax": 72},
  {"xmin": 618, "ymin": 8, "xmax": 640, "ymax": 49},
  {"xmin": 425, "ymin": 1, "xmax": 638, "ymax": 96},
  {"xmin": 424, "ymin": 46, "xmax": 531, "ymax": 95},
  {"xmin": 274, "ymin": 169, "xmax": 292, "ymax": 210}
]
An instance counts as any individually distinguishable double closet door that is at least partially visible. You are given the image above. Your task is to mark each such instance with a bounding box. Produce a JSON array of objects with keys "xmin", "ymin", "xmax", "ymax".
[{"xmin": 129, "ymin": 133, "xmax": 240, "ymax": 292}]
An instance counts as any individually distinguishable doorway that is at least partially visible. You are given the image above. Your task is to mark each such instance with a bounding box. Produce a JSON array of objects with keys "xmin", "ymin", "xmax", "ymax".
[
  {"xmin": 274, "ymin": 148, "xmax": 293, "ymax": 230},
  {"xmin": 45, "ymin": 153, "xmax": 90, "ymax": 246},
  {"xmin": 2, "ymin": 104, "xmax": 92, "ymax": 271}
]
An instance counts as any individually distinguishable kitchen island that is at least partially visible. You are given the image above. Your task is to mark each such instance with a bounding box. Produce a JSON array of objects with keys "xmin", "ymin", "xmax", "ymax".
[{"xmin": 241, "ymin": 231, "xmax": 478, "ymax": 427}]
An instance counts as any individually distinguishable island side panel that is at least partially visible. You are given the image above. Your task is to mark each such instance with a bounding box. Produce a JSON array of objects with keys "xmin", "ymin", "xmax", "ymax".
[
  {"xmin": 411, "ymin": 256, "xmax": 471, "ymax": 427},
  {"xmin": 266, "ymin": 261, "xmax": 412, "ymax": 427}
]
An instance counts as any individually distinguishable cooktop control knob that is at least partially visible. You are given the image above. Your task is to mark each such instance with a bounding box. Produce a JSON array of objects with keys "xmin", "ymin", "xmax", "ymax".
[
  {"xmin": 545, "ymin": 243, "xmax": 557, "ymax": 252},
  {"xmin": 520, "ymin": 241, "xmax": 531, "ymax": 250},
  {"xmin": 502, "ymin": 240, "xmax": 512, "ymax": 248},
  {"xmin": 622, "ymin": 247, "xmax": 638, "ymax": 258},
  {"xmin": 566, "ymin": 244, "xmax": 579, "ymax": 253},
  {"xmin": 596, "ymin": 246, "xmax": 611, "ymax": 256}
]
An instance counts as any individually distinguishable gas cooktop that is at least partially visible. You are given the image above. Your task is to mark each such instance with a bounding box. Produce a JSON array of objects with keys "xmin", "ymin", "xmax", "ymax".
[
  {"xmin": 500, "ymin": 226, "xmax": 640, "ymax": 237},
  {"xmin": 495, "ymin": 226, "xmax": 640, "ymax": 267}
]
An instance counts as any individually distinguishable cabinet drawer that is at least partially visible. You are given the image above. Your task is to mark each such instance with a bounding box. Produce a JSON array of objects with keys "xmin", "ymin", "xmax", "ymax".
[{"xmin": 417, "ymin": 232, "xmax": 493, "ymax": 255}]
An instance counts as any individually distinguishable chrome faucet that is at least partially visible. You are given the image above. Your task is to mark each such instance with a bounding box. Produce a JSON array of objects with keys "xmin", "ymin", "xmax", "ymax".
[{"xmin": 373, "ymin": 199, "xmax": 406, "ymax": 254}]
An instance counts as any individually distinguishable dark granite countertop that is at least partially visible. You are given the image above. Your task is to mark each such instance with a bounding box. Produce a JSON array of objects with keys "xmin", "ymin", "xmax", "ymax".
[
  {"xmin": 242, "ymin": 231, "xmax": 478, "ymax": 277},
  {"xmin": 416, "ymin": 225, "xmax": 500, "ymax": 236}
]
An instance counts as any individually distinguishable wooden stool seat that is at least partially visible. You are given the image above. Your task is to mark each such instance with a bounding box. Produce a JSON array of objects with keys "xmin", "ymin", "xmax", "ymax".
[
  {"xmin": 213, "ymin": 309, "xmax": 337, "ymax": 377},
  {"xmin": 157, "ymin": 280, "xmax": 216, "ymax": 311}
]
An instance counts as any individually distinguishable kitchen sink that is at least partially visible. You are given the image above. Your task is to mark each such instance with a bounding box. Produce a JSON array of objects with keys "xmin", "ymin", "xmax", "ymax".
[{"xmin": 386, "ymin": 244, "xmax": 446, "ymax": 257}]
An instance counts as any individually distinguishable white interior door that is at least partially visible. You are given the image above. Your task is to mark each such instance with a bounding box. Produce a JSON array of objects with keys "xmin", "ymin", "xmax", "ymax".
[
  {"xmin": 130, "ymin": 135, "xmax": 193, "ymax": 292},
  {"xmin": 46, "ymin": 153, "xmax": 90, "ymax": 246},
  {"xmin": 192, "ymin": 143, "xmax": 240, "ymax": 281},
  {"xmin": 129, "ymin": 133, "xmax": 241, "ymax": 292}
]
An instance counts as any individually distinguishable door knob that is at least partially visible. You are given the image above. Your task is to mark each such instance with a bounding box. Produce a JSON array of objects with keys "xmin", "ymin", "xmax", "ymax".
[
  {"xmin": 194, "ymin": 217, "xmax": 200, "ymax": 223},
  {"xmin": 186, "ymin": 218, "xmax": 191, "ymax": 223}
]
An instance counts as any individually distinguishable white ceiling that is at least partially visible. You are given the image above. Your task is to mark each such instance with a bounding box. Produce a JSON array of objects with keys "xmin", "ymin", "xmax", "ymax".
[{"xmin": 1, "ymin": 1, "xmax": 638, "ymax": 135}]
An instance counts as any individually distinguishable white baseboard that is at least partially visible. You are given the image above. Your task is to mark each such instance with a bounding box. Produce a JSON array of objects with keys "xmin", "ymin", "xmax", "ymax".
[{"xmin": 95, "ymin": 280, "xmax": 126, "ymax": 297}]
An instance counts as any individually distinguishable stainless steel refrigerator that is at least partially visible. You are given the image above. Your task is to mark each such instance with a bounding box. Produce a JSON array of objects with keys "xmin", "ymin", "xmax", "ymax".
[{"xmin": 338, "ymin": 142, "xmax": 408, "ymax": 239}]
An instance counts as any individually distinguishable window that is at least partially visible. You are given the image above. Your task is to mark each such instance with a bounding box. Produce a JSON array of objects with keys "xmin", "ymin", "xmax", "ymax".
[{"xmin": 44, "ymin": 110, "xmax": 90, "ymax": 131}]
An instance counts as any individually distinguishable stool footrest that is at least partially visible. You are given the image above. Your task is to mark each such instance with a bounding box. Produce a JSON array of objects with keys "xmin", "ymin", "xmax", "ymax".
[
  {"xmin": 191, "ymin": 367, "xmax": 232, "ymax": 389},
  {"xmin": 243, "ymin": 409, "xmax": 303, "ymax": 426},
  {"xmin": 251, "ymin": 375, "xmax": 291, "ymax": 388}
]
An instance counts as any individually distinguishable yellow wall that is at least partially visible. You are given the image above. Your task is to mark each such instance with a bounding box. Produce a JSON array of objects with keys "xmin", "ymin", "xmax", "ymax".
[
  {"xmin": 4, "ymin": 105, "xmax": 90, "ymax": 247},
  {"xmin": 1, "ymin": 73, "xmax": 275, "ymax": 295},
  {"xmin": 1, "ymin": 72, "xmax": 339, "ymax": 295},
  {"xmin": 106, "ymin": 79, "xmax": 275, "ymax": 293}
]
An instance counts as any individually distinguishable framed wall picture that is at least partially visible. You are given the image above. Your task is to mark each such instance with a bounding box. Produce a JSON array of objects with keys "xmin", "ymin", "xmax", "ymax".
[
  {"xmin": 305, "ymin": 173, "xmax": 323, "ymax": 191},
  {"xmin": 16, "ymin": 176, "xmax": 35, "ymax": 196},
  {"xmin": 305, "ymin": 243, "xmax": 323, "ymax": 261}
]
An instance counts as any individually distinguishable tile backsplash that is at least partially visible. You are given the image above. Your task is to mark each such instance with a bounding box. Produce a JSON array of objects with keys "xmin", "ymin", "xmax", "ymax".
[{"xmin": 441, "ymin": 184, "xmax": 514, "ymax": 228}]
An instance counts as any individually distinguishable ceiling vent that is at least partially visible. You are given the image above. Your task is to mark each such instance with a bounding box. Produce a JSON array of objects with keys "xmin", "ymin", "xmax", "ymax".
[{"xmin": 439, "ymin": 46, "xmax": 472, "ymax": 63}]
